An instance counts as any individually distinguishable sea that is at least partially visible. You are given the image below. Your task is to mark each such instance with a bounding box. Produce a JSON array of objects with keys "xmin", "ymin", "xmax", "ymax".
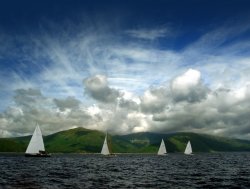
[{"xmin": 0, "ymin": 152, "xmax": 250, "ymax": 189}]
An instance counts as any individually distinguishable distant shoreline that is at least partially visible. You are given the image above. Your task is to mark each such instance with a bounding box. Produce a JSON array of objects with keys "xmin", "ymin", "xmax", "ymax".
[{"xmin": 1, "ymin": 152, "xmax": 250, "ymax": 155}]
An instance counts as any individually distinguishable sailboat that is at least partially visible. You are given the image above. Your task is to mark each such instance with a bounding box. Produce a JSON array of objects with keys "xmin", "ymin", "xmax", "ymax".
[
  {"xmin": 25, "ymin": 124, "xmax": 50, "ymax": 157},
  {"xmin": 157, "ymin": 139, "xmax": 167, "ymax": 155},
  {"xmin": 184, "ymin": 140, "xmax": 193, "ymax": 155},
  {"xmin": 101, "ymin": 133, "xmax": 116, "ymax": 156}
]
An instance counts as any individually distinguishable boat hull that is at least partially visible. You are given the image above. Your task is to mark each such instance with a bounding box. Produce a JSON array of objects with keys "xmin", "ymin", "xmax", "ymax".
[
  {"xmin": 101, "ymin": 153, "xmax": 117, "ymax": 157},
  {"xmin": 158, "ymin": 153, "xmax": 167, "ymax": 156},
  {"xmin": 25, "ymin": 153, "xmax": 51, "ymax": 157},
  {"xmin": 184, "ymin": 153, "xmax": 193, "ymax": 155}
]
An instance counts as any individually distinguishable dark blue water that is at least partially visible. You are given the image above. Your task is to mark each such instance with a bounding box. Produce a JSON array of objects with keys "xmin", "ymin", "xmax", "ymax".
[{"xmin": 0, "ymin": 153, "xmax": 250, "ymax": 188}]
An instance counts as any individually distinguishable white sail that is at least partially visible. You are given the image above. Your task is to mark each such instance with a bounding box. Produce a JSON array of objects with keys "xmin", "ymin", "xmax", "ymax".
[
  {"xmin": 101, "ymin": 133, "xmax": 110, "ymax": 155},
  {"xmin": 25, "ymin": 124, "xmax": 45, "ymax": 154},
  {"xmin": 184, "ymin": 140, "xmax": 192, "ymax": 155},
  {"xmin": 157, "ymin": 139, "xmax": 167, "ymax": 155}
]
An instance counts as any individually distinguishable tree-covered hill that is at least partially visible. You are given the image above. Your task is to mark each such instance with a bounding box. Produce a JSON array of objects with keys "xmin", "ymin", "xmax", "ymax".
[{"xmin": 1, "ymin": 127, "xmax": 250, "ymax": 153}]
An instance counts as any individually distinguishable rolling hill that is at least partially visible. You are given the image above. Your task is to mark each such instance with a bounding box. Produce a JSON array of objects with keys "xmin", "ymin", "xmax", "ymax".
[{"xmin": 1, "ymin": 127, "xmax": 250, "ymax": 153}]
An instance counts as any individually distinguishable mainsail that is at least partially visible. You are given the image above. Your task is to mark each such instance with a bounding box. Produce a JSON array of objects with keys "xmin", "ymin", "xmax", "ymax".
[
  {"xmin": 157, "ymin": 139, "xmax": 167, "ymax": 155},
  {"xmin": 184, "ymin": 140, "xmax": 192, "ymax": 155},
  {"xmin": 25, "ymin": 124, "xmax": 45, "ymax": 154},
  {"xmin": 101, "ymin": 133, "xmax": 110, "ymax": 155}
]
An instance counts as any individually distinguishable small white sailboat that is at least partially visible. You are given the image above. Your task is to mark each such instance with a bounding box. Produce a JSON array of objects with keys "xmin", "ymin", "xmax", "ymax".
[
  {"xmin": 101, "ymin": 133, "xmax": 115, "ymax": 156},
  {"xmin": 157, "ymin": 139, "xmax": 167, "ymax": 155},
  {"xmin": 101, "ymin": 133, "xmax": 110, "ymax": 155},
  {"xmin": 25, "ymin": 124, "xmax": 50, "ymax": 157},
  {"xmin": 184, "ymin": 140, "xmax": 193, "ymax": 155}
]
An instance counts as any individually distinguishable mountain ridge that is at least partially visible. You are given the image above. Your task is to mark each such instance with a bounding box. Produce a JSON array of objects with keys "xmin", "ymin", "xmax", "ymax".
[{"xmin": 1, "ymin": 127, "xmax": 250, "ymax": 153}]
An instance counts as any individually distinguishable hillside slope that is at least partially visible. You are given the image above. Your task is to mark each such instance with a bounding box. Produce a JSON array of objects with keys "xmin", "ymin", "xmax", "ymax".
[{"xmin": 1, "ymin": 127, "xmax": 250, "ymax": 153}]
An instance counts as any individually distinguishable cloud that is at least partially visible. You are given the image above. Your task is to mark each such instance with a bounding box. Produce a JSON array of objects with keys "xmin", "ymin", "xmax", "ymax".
[
  {"xmin": 140, "ymin": 87, "xmax": 169, "ymax": 113},
  {"xmin": 170, "ymin": 69, "xmax": 209, "ymax": 102},
  {"xmin": 126, "ymin": 28, "xmax": 171, "ymax": 40},
  {"xmin": 54, "ymin": 96, "xmax": 81, "ymax": 111},
  {"xmin": 148, "ymin": 83, "xmax": 250, "ymax": 139},
  {"xmin": 2, "ymin": 68, "xmax": 250, "ymax": 140},
  {"xmin": 0, "ymin": 88, "xmax": 94, "ymax": 136},
  {"xmin": 1, "ymin": 17, "xmax": 250, "ymax": 139},
  {"xmin": 83, "ymin": 75, "xmax": 120, "ymax": 103},
  {"xmin": 118, "ymin": 91, "xmax": 140, "ymax": 111},
  {"xmin": 186, "ymin": 21, "xmax": 250, "ymax": 55},
  {"xmin": 13, "ymin": 88, "xmax": 47, "ymax": 109}
]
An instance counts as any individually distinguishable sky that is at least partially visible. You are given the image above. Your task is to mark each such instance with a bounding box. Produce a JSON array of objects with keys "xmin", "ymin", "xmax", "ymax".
[{"xmin": 1, "ymin": 0, "xmax": 250, "ymax": 139}]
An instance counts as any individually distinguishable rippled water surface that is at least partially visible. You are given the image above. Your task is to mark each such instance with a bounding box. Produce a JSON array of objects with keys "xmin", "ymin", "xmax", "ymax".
[{"xmin": 0, "ymin": 153, "xmax": 250, "ymax": 188}]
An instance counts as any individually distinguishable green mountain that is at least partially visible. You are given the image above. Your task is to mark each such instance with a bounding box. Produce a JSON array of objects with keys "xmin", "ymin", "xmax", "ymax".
[{"xmin": 1, "ymin": 127, "xmax": 250, "ymax": 153}]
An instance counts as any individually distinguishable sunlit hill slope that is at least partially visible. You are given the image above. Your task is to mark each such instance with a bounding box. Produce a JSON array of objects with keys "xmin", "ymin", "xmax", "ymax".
[{"xmin": 1, "ymin": 127, "xmax": 250, "ymax": 153}]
